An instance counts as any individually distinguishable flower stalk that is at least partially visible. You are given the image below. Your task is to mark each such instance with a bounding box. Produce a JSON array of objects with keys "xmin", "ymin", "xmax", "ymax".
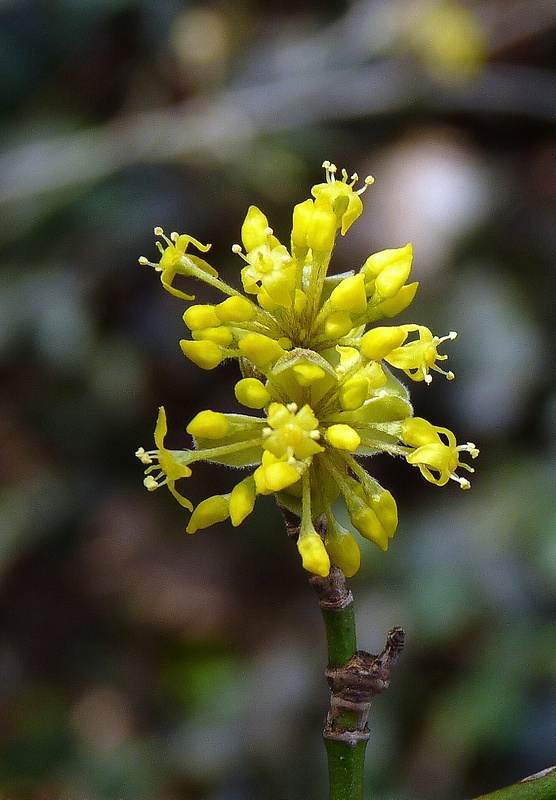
[{"xmin": 310, "ymin": 559, "xmax": 405, "ymax": 800}]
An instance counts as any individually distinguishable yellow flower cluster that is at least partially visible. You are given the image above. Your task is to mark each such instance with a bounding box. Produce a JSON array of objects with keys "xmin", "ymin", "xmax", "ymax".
[{"xmin": 137, "ymin": 161, "xmax": 478, "ymax": 577}]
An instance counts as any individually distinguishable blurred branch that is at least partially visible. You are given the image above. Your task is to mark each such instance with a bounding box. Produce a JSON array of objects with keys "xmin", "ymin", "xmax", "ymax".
[
  {"xmin": 472, "ymin": 767, "xmax": 556, "ymax": 800},
  {"xmin": 0, "ymin": 60, "xmax": 554, "ymax": 216}
]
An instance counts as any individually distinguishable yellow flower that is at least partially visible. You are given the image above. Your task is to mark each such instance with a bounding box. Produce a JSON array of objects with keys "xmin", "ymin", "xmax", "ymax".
[
  {"xmin": 401, "ymin": 418, "xmax": 479, "ymax": 488},
  {"xmin": 139, "ymin": 229, "xmax": 215, "ymax": 301},
  {"xmin": 138, "ymin": 161, "xmax": 478, "ymax": 577},
  {"xmin": 135, "ymin": 407, "xmax": 193, "ymax": 510}
]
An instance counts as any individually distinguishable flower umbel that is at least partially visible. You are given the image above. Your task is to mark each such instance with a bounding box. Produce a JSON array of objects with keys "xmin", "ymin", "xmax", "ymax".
[{"xmin": 138, "ymin": 161, "xmax": 478, "ymax": 576}]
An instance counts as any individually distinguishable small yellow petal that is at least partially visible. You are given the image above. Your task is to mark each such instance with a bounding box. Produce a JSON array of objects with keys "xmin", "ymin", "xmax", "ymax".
[
  {"xmin": 238, "ymin": 333, "xmax": 285, "ymax": 370},
  {"xmin": 192, "ymin": 326, "xmax": 233, "ymax": 346},
  {"xmin": 186, "ymin": 495, "xmax": 229, "ymax": 534},
  {"xmin": 375, "ymin": 282, "xmax": 419, "ymax": 319},
  {"xmin": 180, "ymin": 339, "xmax": 223, "ymax": 370},
  {"xmin": 297, "ymin": 532, "xmax": 330, "ymax": 577},
  {"xmin": 325, "ymin": 524, "xmax": 361, "ymax": 578},
  {"xmin": 339, "ymin": 376, "xmax": 369, "ymax": 411},
  {"xmin": 292, "ymin": 363, "xmax": 326, "ymax": 386},
  {"xmin": 324, "ymin": 311, "xmax": 354, "ymax": 339},
  {"xmin": 350, "ymin": 507, "xmax": 389, "ymax": 551},
  {"xmin": 360, "ymin": 327, "xmax": 407, "ymax": 361},
  {"xmin": 183, "ymin": 304, "xmax": 220, "ymax": 330},
  {"xmin": 306, "ymin": 200, "xmax": 336, "ymax": 253},
  {"xmin": 215, "ymin": 296, "xmax": 255, "ymax": 323},
  {"xmin": 329, "ymin": 273, "xmax": 367, "ymax": 314},
  {"xmin": 326, "ymin": 424, "xmax": 361, "ymax": 451},
  {"xmin": 253, "ymin": 460, "xmax": 300, "ymax": 493},
  {"xmin": 374, "ymin": 243, "xmax": 413, "ymax": 298},
  {"xmin": 291, "ymin": 198, "xmax": 314, "ymax": 249},
  {"xmin": 234, "ymin": 378, "xmax": 271, "ymax": 409},
  {"xmin": 229, "ymin": 477, "xmax": 256, "ymax": 526},
  {"xmin": 186, "ymin": 410, "xmax": 231, "ymax": 439}
]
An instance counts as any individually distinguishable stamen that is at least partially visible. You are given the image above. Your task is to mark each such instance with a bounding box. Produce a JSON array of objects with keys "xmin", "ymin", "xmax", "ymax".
[
  {"xmin": 135, "ymin": 447, "xmax": 153, "ymax": 465},
  {"xmin": 286, "ymin": 402, "xmax": 298, "ymax": 413},
  {"xmin": 232, "ymin": 243, "xmax": 250, "ymax": 265},
  {"xmin": 153, "ymin": 226, "xmax": 174, "ymax": 248},
  {"xmin": 322, "ymin": 160, "xmax": 337, "ymax": 184},
  {"xmin": 355, "ymin": 175, "xmax": 375, "ymax": 196},
  {"xmin": 460, "ymin": 442, "xmax": 479, "ymax": 459}
]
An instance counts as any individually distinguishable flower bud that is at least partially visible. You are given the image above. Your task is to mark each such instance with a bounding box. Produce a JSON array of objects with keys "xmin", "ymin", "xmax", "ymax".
[
  {"xmin": 183, "ymin": 304, "xmax": 220, "ymax": 330},
  {"xmin": 326, "ymin": 424, "xmax": 361, "ymax": 451},
  {"xmin": 361, "ymin": 327, "xmax": 407, "ymax": 361},
  {"xmin": 254, "ymin": 452, "xmax": 301, "ymax": 494},
  {"xmin": 297, "ymin": 530, "xmax": 330, "ymax": 577},
  {"xmin": 215, "ymin": 296, "xmax": 255, "ymax": 323},
  {"xmin": 192, "ymin": 326, "xmax": 233, "ymax": 346},
  {"xmin": 187, "ymin": 410, "xmax": 231, "ymax": 439},
  {"xmin": 324, "ymin": 518, "xmax": 361, "ymax": 577},
  {"xmin": 229, "ymin": 477, "xmax": 256, "ymax": 526},
  {"xmin": 291, "ymin": 199, "xmax": 314, "ymax": 249},
  {"xmin": 234, "ymin": 378, "xmax": 271, "ymax": 409},
  {"xmin": 186, "ymin": 495, "xmax": 230, "ymax": 534},
  {"xmin": 238, "ymin": 333, "xmax": 285, "ymax": 371},
  {"xmin": 329, "ymin": 273, "xmax": 367, "ymax": 314},
  {"xmin": 374, "ymin": 282, "xmax": 419, "ymax": 318},
  {"xmin": 339, "ymin": 376, "xmax": 369, "ymax": 410},
  {"xmin": 241, "ymin": 205, "xmax": 277, "ymax": 251},
  {"xmin": 324, "ymin": 311, "xmax": 354, "ymax": 338},
  {"xmin": 306, "ymin": 200, "xmax": 336, "ymax": 253},
  {"xmin": 180, "ymin": 339, "xmax": 224, "ymax": 370}
]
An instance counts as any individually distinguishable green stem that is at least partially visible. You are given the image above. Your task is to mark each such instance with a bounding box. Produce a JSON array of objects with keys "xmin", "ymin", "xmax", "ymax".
[
  {"xmin": 324, "ymin": 738, "xmax": 367, "ymax": 800},
  {"xmin": 320, "ymin": 590, "xmax": 357, "ymax": 667},
  {"xmin": 310, "ymin": 567, "xmax": 364, "ymax": 800},
  {"xmin": 310, "ymin": 566, "xmax": 405, "ymax": 800},
  {"xmin": 472, "ymin": 768, "xmax": 556, "ymax": 800}
]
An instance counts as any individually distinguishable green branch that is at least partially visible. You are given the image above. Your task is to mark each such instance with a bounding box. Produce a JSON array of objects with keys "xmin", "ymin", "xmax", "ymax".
[{"xmin": 472, "ymin": 768, "xmax": 556, "ymax": 800}]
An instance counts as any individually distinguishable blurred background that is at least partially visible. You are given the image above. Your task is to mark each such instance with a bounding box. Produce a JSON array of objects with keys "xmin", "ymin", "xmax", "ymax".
[{"xmin": 0, "ymin": 0, "xmax": 555, "ymax": 798}]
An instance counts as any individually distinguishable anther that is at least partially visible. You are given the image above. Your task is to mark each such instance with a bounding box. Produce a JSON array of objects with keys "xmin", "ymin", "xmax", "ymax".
[
  {"xmin": 356, "ymin": 175, "xmax": 375, "ymax": 195},
  {"xmin": 135, "ymin": 447, "xmax": 153, "ymax": 465}
]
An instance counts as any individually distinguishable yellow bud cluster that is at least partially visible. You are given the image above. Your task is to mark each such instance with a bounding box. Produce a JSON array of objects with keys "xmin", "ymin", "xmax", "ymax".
[{"xmin": 138, "ymin": 160, "xmax": 477, "ymax": 579}]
